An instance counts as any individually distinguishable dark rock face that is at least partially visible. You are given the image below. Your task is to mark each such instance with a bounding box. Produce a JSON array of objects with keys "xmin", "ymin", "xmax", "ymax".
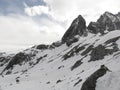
[
  {"xmin": 88, "ymin": 12, "xmax": 120, "ymax": 34},
  {"xmin": 66, "ymin": 36, "xmax": 79, "ymax": 46},
  {"xmin": 74, "ymin": 79, "xmax": 82, "ymax": 86},
  {"xmin": 80, "ymin": 65, "xmax": 109, "ymax": 90},
  {"xmin": 71, "ymin": 56, "xmax": 86, "ymax": 71},
  {"xmin": 50, "ymin": 41, "xmax": 62, "ymax": 49},
  {"xmin": 116, "ymin": 12, "xmax": 120, "ymax": 20},
  {"xmin": 89, "ymin": 43, "xmax": 119, "ymax": 62},
  {"xmin": 81, "ymin": 45, "xmax": 94, "ymax": 56},
  {"xmin": 105, "ymin": 36, "xmax": 120, "ymax": 44},
  {"xmin": 71, "ymin": 59, "xmax": 83, "ymax": 71},
  {"xmin": 98, "ymin": 12, "xmax": 120, "ymax": 31},
  {"xmin": 37, "ymin": 42, "xmax": 62, "ymax": 50},
  {"xmin": 71, "ymin": 55, "xmax": 87, "ymax": 71},
  {"xmin": 87, "ymin": 22, "xmax": 99, "ymax": 34},
  {"xmin": 62, "ymin": 15, "xmax": 87, "ymax": 43},
  {"xmin": 63, "ymin": 44, "xmax": 86, "ymax": 60},
  {"xmin": 5, "ymin": 52, "xmax": 30, "ymax": 70},
  {"xmin": 0, "ymin": 56, "xmax": 11, "ymax": 67},
  {"xmin": 36, "ymin": 44, "xmax": 49, "ymax": 50},
  {"xmin": 90, "ymin": 45, "xmax": 108, "ymax": 61},
  {"xmin": 52, "ymin": 41, "xmax": 62, "ymax": 47}
]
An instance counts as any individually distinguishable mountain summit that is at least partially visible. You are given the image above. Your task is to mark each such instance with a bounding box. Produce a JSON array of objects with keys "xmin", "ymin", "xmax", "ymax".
[
  {"xmin": 0, "ymin": 11, "xmax": 120, "ymax": 90},
  {"xmin": 88, "ymin": 11, "xmax": 120, "ymax": 34},
  {"xmin": 62, "ymin": 15, "xmax": 87, "ymax": 43},
  {"xmin": 62, "ymin": 11, "xmax": 120, "ymax": 46}
]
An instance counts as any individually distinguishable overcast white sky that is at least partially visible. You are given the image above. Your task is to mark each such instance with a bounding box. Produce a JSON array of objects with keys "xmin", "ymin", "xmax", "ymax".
[{"xmin": 0, "ymin": 0, "xmax": 120, "ymax": 52}]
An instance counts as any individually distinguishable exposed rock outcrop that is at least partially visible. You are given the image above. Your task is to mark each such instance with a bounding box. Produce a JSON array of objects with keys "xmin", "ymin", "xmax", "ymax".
[
  {"xmin": 81, "ymin": 65, "xmax": 109, "ymax": 90},
  {"xmin": 3, "ymin": 52, "xmax": 30, "ymax": 72},
  {"xmin": 62, "ymin": 15, "xmax": 87, "ymax": 43},
  {"xmin": 50, "ymin": 41, "xmax": 62, "ymax": 49},
  {"xmin": 88, "ymin": 12, "xmax": 120, "ymax": 34},
  {"xmin": 116, "ymin": 12, "xmax": 120, "ymax": 20},
  {"xmin": 36, "ymin": 44, "xmax": 49, "ymax": 50}
]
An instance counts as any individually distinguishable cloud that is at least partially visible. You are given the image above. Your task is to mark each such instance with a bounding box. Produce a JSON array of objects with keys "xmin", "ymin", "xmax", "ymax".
[
  {"xmin": 26, "ymin": 0, "xmax": 120, "ymax": 26},
  {"xmin": 3, "ymin": 0, "xmax": 119, "ymax": 28},
  {"xmin": 0, "ymin": 14, "xmax": 65, "ymax": 52},
  {"xmin": 98, "ymin": 0, "xmax": 120, "ymax": 13},
  {"xmin": 25, "ymin": 5, "xmax": 50, "ymax": 16},
  {"xmin": 44, "ymin": 0, "xmax": 120, "ymax": 23}
]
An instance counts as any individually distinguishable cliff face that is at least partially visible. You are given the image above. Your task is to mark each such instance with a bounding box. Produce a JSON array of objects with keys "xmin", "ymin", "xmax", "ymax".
[
  {"xmin": 62, "ymin": 15, "xmax": 87, "ymax": 43},
  {"xmin": 88, "ymin": 12, "xmax": 120, "ymax": 34}
]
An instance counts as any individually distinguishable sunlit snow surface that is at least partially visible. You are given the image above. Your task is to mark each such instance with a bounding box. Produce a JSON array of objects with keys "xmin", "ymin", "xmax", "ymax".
[{"xmin": 0, "ymin": 30, "xmax": 120, "ymax": 90}]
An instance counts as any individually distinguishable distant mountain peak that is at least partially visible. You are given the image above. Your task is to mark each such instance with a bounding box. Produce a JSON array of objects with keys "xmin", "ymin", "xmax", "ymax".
[
  {"xmin": 88, "ymin": 11, "xmax": 120, "ymax": 34},
  {"xmin": 62, "ymin": 15, "xmax": 87, "ymax": 44},
  {"xmin": 99, "ymin": 11, "xmax": 119, "ymax": 23},
  {"xmin": 62, "ymin": 12, "xmax": 120, "ymax": 46},
  {"xmin": 103, "ymin": 11, "xmax": 114, "ymax": 16}
]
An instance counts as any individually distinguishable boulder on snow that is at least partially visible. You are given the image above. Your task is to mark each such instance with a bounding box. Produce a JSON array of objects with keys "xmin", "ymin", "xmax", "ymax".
[{"xmin": 36, "ymin": 44, "xmax": 49, "ymax": 50}]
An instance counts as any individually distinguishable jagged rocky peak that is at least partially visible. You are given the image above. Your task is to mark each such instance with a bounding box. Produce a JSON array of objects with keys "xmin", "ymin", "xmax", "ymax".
[
  {"xmin": 102, "ymin": 11, "xmax": 117, "ymax": 22},
  {"xmin": 98, "ymin": 11, "xmax": 120, "ymax": 25},
  {"xmin": 62, "ymin": 15, "xmax": 87, "ymax": 44},
  {"xmin": 88, "ymin": 11, "xmax": 120, "ymax": 34},
  {"xmin": 116, "ymin": 12, "xmax": 120, "ymax": 20}
]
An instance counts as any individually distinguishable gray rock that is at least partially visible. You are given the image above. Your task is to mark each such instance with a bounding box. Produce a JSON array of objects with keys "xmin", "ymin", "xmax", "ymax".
[
  {"xmin": 88, "ymin": 11, "xmax": 120, "ymax": 34},
  {"xmin": 36, "ymin": 44, "xmax": 49, "ymax": 50},
  {"xmin": 62, "ymin": 15, "xmax": 87, "ymax": 43},
  {"xmin": 80, "ymin": 65, "xmax": 109, "ymax": 90}
]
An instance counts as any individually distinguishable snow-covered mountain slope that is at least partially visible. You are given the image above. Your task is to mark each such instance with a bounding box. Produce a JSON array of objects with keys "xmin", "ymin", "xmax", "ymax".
[{"xmin": 0, "ymin": 11, "xmax": 120, "ymax": 90}]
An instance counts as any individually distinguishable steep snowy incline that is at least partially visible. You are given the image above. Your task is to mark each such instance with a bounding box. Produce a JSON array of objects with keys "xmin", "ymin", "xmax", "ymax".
[
  {"xmin": 0, "ymin": 30, "xmax": 120, "ymax": 90},
  {"xmin": 0, "ymin": 12, "xmax": 120, "ymax": 90}
]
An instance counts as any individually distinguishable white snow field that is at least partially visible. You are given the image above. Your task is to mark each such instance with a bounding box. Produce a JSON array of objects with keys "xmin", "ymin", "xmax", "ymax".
[{"xmin": 0, "ymin": 30, "xmax": 120, "ymax": 90}]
